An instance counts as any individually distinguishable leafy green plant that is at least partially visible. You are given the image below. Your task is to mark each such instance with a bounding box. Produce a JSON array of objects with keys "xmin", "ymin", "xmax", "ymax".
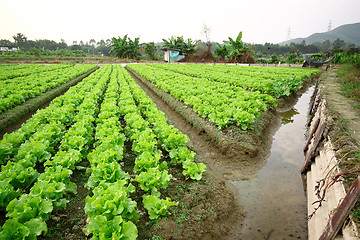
[
  {"xmin": 133, "ymin": 167, "xmax": 171, "ymax": 197},
  {"xmin": 214, "ymin": 43, "xmax": 228, "ymax": 60},
  {"xmin": 143, "ymin": 195, "xmax": 178, "ymax": 220},
  {"xmin": 84, "ymin": 215, "xmax": 138, "ymax": 240}
]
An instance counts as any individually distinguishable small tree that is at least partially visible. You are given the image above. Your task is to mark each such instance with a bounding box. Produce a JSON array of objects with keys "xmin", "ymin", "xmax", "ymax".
[
  {"xmin": 110, "ymin": 35, "xmax": 141, "ymax": 60},
  {"xmin": 182, "ymin": 38, "xmax": 197, "ymax": 55},
  {"xmin": 162, "ymin": 36, "xmax": 184, "ymax": 50},
  {"xmin": 162, "ymin": 36, "xmax": 197, "ymax": 56},
  {"xmin": 201, "ymin": 24, "xmax": 212, "ymax": 55},
  {"xmin": 214, "ymin": 43, "xmax": 228, "ymax": 60},
  {"xmin": 89, "ymin": 39, "xmax": 96, "ymax": 47},
  {"xmin": 333, "ymin": 38, "xmax": 345, "ymax": 49},
  {"xmin": 224, "ymin": 31, "xmax": 254, "ymax": 63},
  {"xmin": 12, "ymin": 33, "xmax": 27, "ymax": 50},
  {"xmin": 287, "ymin": 53, "xmax": 297, "ymax": 63},
  {"xmin": 270, "ymin": 54, "xmax": 279, "ymax": 64},
  {"xmin": 346, "ymin": 47, "xmax": 359, "ymax": 56},
  {"xmin": 98, "ymin": 39, "xmax": 105, "ymax": 47},
  {"xmin": 13, "ymin": 33, "xmax": 27, "ymax": 45},
  {"xmin": 144, "ymin": 42, "xmax": 158, "ymax": 60}
]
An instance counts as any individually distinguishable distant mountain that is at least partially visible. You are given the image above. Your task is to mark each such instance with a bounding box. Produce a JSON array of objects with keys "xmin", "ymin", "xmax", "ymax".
[{"xmin": 280, "ymin": 22, "xmax": 360, "ymax": 46}]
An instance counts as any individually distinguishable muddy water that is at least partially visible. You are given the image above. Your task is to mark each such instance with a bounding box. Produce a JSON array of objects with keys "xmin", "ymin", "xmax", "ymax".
[{"xmin": 231, "ymin": 86, "xmax": 315, "ymax": 239}]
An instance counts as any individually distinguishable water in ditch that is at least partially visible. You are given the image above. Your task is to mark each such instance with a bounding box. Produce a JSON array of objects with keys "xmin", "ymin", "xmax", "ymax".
[{"xmin": 231, "ymin": 86, "xmax": 315, "ymax": 240}]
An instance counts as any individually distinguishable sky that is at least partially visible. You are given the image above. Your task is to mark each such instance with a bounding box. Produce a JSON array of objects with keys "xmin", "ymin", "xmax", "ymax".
[{"xmin": 1, "ymin": 0, "xmax": 360, "ymax": 45}]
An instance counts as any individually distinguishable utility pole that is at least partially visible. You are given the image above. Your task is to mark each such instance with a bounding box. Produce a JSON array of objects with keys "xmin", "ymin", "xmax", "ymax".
[
  {"xmin": 287, "ymin": 26, "xmax": 291, "ymax": 40},
  {"xmin": 328, "ymin": 20, "xmax": 332, "ymax": 31}
]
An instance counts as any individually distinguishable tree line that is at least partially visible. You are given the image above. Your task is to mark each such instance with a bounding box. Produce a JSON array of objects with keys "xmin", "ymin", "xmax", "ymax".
[
  {"xmin": 0, "ymin": 33, "xmax": 113, "ymax": 56},
  {"xmin": 1, "ymin": 32, "xmax": 358, "ymax": 63}
]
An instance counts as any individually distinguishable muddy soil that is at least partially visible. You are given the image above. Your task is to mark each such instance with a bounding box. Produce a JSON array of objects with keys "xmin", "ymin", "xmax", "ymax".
[{"xmin": 38, "ymin": 161, "xmax": 90, "ymax": 240}]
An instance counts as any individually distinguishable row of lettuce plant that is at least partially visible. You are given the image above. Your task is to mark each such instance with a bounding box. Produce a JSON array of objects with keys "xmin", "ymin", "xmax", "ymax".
[
  {"xmin": 150, "ymin": 63, "xmax": 321, "ymax": 98},
  {"xmin": 116, "ymin": 65, "xmax": 178, "ymax": 221},
  {"xmin": 0, "ymin": 64, "xmax": 73, "ymax": 80},
  {"xmin": 120, "ymin": 67, "xmax": 206, "ymax": 181},
  {"xmin": 0, "ymin": 64, "xmax": 97, "ymax": 112},
  {"xmin": 0, "ymin": 65, "xmax": 111, "ymax": 239},
  {"xmin": 128, "ymin": 64, "xmax": 276, "ymax": 130},
  {"xmin": 84, "ymin": 65, "xmax": 138, "ymax": 239},
  {"xmin": 0, "ymin": 65, "xmax": 105, "ymax": 165}
]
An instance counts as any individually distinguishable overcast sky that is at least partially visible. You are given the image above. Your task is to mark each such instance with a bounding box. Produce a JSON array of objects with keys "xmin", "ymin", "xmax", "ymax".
[{"xmin": 1, "ymin": 0, "xmax": 359, "ymax": 45}]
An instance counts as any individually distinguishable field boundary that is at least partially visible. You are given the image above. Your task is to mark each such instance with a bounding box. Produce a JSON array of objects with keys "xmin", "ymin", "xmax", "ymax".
[
  {"xmin": 0, "ymin": 66, "xmax": 99, "ymax": 135},
  {"xmin": 125, "ymin": 65, "xmax": 279, "ymax": 157},
  {"xmin": 303, "ymin": 74, "xmax": 359, "ymax": 239}
]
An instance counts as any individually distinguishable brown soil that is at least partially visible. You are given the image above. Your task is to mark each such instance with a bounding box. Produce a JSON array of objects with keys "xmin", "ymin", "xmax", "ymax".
[
  {"xmin": 180, "ymin": 53, "xmax": 216, "ymax": 63},
  {"xmin": 38, "ymin": 161, "xmax": 90, "ymax": 240}
]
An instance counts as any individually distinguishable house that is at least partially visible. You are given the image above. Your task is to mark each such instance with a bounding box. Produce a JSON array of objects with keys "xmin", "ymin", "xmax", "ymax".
[
  {"xmin": 162, "ymin": 48, "xmax": 185, "ymax": 62},
  {"xmin": 0, "ymin": 47, "xmax": 18, "ymax": 54}
]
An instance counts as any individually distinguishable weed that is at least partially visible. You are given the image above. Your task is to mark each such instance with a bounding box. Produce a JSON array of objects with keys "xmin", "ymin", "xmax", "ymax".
[
  {"xmin": 47, "ymin": 224, "xmax": 62, "ymax": 237},
  {"xmin": 353, "ymin": 208, "xmax": 360, "ymax": 219},
  {"xmin": 336, "ymin": 65, "xmax": 360, "ymax": 109},
  {"xmin": 148, "ymin": 235, "xmax": 165, "ymax": 240}
]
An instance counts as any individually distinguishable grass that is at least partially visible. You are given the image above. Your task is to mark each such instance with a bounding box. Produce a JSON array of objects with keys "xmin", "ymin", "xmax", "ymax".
[{"xmin": 336, "ymin": 64, "xmax": 360, "ymax": 109}]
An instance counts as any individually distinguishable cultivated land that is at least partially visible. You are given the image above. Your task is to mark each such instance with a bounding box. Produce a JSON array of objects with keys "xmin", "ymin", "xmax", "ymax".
[{"xmin": 0, "ymin": 63, "xmax": 358, "ymax": 239}]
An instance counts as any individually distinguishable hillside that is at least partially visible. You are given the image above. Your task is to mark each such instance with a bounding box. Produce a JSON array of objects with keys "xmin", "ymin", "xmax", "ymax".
[{"xmin": 280, "ymin": 22, "xmax": 360, "ymax": 46}]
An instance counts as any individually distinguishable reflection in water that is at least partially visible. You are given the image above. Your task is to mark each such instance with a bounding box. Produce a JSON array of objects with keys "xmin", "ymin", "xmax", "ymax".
[
  {"xmin": 279, "ymin": 107, "xmax": 300, "ymax": 125},
  {"xmin": 231, "ymin": 86, "xmax": 315, "ymax": 240}
]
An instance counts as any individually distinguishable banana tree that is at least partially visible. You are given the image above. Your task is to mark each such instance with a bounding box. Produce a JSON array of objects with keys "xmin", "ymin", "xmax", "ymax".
[
  {"xmin": 162, "ymin": 36, "xmax": 197, "ymax": 56},
  {"xmin": 144, "ymin": 42, "xmax": 158, "ymax": 60},
  {"xmin": 162, "ymin": 36, "xmax": 182, "ymax": 49},
  {"xmin": 215, "ymin": 43, "xmax": 228, "ymax": 60},
  {"xmin": 110, "ymin": 35, "xmax": 141, "ymax": 60},
  {"xmin": 126, "ymin": 36, "xmax": 141, "ymax": 60},
  {"xmin": 224, "ymin": 31, "xmax": 253, "ymax": 63},
  {"xmin": 182, "ymin": 38, "xmax": 197, "ymax": 55}
]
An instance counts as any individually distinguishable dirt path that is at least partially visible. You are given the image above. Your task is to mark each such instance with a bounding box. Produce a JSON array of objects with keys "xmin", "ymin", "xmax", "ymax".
[{"xmin": 320, "ymin": 67, "xmax": 360, "ymax": 144}]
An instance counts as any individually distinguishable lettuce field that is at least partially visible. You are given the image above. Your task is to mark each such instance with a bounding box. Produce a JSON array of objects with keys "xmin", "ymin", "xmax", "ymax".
[{"xmin": 0, "ymin": 63, "xmax": 321, "ymax": 239}]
